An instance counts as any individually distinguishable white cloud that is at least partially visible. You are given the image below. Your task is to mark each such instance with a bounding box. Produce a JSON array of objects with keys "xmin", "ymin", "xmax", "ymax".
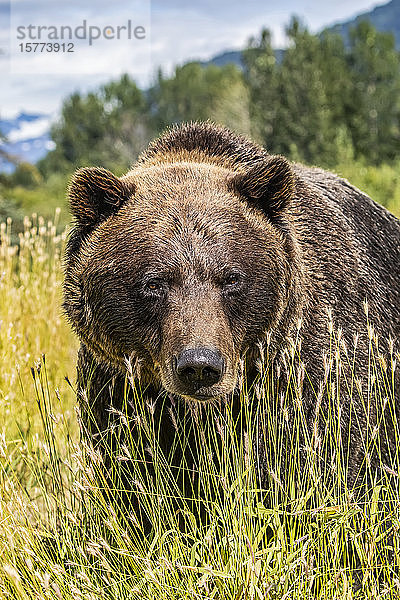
[
  {"xmin": 150, "ymin": 8, "xmax": 287, "ymax": 75},
  {"xmin": 1, "ymin": 107, "xmax": 21, "ymax": 119},
  {"xmin": 7, "ymin": 116, "xmax": 53, "ymax": 142}
]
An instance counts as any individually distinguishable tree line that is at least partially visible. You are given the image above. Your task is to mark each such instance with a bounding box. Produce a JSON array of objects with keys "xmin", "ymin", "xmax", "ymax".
[{"xmin": 13, "ymin": 18, "xmax": 400, "ymax": 180}]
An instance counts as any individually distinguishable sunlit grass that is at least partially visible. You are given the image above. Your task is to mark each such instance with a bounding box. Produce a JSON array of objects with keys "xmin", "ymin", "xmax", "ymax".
[
  {"xmin": 0, "ymin": 212, "xmax": 78, "ymax": 439},
  {"xmin": 0, "ymin": 217, "xmax": 399, "ymax": 599}
]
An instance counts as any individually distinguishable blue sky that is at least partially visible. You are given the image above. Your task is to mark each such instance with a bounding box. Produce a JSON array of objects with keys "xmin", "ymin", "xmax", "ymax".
[{"xmin": 0, "ymin": 0, "xmax": 384, "ymax": 119}]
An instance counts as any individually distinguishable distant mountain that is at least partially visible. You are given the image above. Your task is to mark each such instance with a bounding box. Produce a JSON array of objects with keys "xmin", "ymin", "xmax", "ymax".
[
  {"xmin": 200, "ymin": 48, "xmax": 285, "ymax": 69},
  {"xmin": 200, "ymin": 50, "xmax": 245, "ymax": 68},
  {"xmin": 0, "ymin": 113, "xmax": 54, "ymax": 173},
  {"xmin": 325, "ymin": 0, "xmax": 400, "ymax": 47}
]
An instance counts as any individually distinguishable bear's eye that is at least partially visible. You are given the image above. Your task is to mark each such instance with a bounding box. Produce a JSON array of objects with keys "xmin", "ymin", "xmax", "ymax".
[
  {"xmin": 223, "ymin": 272, "xmax": 241, "ymax": 288},
  {"xmin": 144, "ymin": 278, "xmax": 166, "ymax": 295}
]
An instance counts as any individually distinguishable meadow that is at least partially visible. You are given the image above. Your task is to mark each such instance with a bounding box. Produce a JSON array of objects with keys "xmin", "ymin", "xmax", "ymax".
[{"xmin": 0, "ymin": 206, "xmax": 400, "ymax": 600}]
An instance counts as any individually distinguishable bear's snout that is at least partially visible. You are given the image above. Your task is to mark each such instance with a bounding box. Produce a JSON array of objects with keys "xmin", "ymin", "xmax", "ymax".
[{"xmin": 173, "ymin": 348, "xmax": 225, "ymax": 398}]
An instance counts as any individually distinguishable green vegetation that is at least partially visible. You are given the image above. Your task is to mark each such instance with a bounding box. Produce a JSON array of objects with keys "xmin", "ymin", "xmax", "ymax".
[
  {"xmin": 40, "ymin": 75, "xmax": 151, "ymax": 176},
  {"xmin": 0, "ymin": 173, "xmax": 72, "ymax": 234},
  {"xmin": 150, "ymin": 62, "xmax": 251, "ymax": 138},
  {"xmin": 0, "ymin": 215, "xmax": 77, "ymax": 439},
  {"xmin": 244, "ymin": 19, "xmax": 400, "ymax": 166},
  {"xmin": 334, "ymin": 160, "xmax": 400, "ymax": 217},
  {"xmin": 0, "ymin": 223, "xmax": 400, "ymax": 598},
  {"xmin": 1, "ymin": 19, "xmax": 400, "ymax": 228}
]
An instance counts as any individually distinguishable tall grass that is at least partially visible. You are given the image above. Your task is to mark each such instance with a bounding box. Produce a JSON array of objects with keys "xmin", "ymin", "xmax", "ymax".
[
  {"xmin": 0, "ymin": 212, "xmax": 78, "ymax": 439},
  {"xmin": 0, "ymin": 218, "xmax": 399, "ymax": 599}
]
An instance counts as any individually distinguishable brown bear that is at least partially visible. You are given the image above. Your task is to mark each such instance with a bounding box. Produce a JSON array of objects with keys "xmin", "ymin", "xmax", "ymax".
[{"xmin": 64, "ymin": 121, "xmax": 400, "ymax": 516}]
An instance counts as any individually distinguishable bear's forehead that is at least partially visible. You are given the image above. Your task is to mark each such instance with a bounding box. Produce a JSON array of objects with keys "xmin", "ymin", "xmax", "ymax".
[
  {"xmin": 83, "ymin": 161, "xmax": 277, "ymax": 273},
  {"xmin": 120, "ymin": 162, "xmax": 270, "ymax": 233},
  {"xmin": 127, "ymin": 160, "xmax": 234, "ymax": 186},
  {"xmin": 115, "ymin": 195, "xmax": 269, "ymax": 255},
  {"xmin": 85, "ymin": 196, "xmax": 272, "ymax": 280},
  {"xmin": 132, "ymin": 164, "xmax": 235, "ymax": 209},
  {"xmin": 113, "ymin": 202, "xmax": 258, "ymax": 254}
]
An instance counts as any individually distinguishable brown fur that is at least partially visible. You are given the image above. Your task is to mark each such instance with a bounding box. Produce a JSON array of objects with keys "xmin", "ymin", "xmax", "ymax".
[{"xmin": 64, "ymin": 121, "xmax": 400, "ymax": 497}]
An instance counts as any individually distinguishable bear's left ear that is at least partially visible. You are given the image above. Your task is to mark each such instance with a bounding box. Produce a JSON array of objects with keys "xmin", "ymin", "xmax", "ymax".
[
  {"xmin": 68, "ymin": 167, "xmax": 135, "ymax": 229},
  {"xmin": 228, "ymin": 156, "xmax": 294, "ymax": 220}
]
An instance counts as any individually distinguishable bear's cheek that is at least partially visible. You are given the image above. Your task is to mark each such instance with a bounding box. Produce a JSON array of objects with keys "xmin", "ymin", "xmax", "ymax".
[
  {"xmin": 239, "ymin": 287, "xmax": 283, "ymax": 345},
  {"xmin": 220, "ymin": 273, "xmax": 281, "ymax": 342},
  {"xmin": 78, "ymin": 276, "xmax": 161, "ymax": 361},
  {"xmin": 99, "ymin": 308, "xmax": 162, "ymax": 358}
]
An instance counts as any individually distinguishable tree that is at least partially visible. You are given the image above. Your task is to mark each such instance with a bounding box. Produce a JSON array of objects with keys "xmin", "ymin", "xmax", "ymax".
[
  {"xmin": 243, "ymin": 20, "xmax": 355, "ymax": 166},
  {"xmin": 273, "ymin": 18, "xmax": 344, "ymax": 165},
  {"xmin": 39, "ymin": 75, "xmax": 152, "ymax": 175},
  {"xmin": 150, "ymin": 62, "xmax": 251, "ymax": 136},
  {"xmin": 347, "ymin": 21, "xmax": 400, "ymax": 162},
  {"xmin": 101, "ymin": 74, "xmax": 152, "ymax": 168},
  {"xmin": 318, "ymin": 30, "xmax": 355, "ymax": 163},
  {"xmin": 243, "ymin": 29, "xmax": 279, "ymax": 147}
]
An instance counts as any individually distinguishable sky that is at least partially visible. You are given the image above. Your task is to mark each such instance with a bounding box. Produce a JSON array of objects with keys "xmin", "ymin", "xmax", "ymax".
[{"xmin": 0, "ymin": 0, "xmax": 387, "ymax": 119}]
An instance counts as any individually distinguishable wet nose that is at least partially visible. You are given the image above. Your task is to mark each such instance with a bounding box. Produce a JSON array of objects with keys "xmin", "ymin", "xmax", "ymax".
[{"xmin": 174, "ymin": 348, "xmax": 225, "ymax": 389}]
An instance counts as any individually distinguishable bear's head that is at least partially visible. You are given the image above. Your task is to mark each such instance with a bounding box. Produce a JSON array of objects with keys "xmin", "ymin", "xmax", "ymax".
[{"xmin": 64, "ymin": 148, "xmax": 296, "ymax": 401}]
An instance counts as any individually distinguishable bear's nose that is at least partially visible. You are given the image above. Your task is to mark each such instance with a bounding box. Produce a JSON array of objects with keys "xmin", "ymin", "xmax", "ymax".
[{"xmin": 174, "ymin": 348, "xmax": 225, "ymax": 390}]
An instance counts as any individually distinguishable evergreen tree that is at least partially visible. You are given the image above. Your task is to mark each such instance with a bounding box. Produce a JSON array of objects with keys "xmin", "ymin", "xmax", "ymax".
[
  {"xmin": 39, "ymin": 75, "xmax": 151, "ymax": 174},
  {"xmin": 347, "ymin": 21, "xmax": 400, "ymax": 162},
  {"xmin": 243, "ymin": 29, "xmax": 279, "ymax": 146},
  {"xmin": 318, "ymin": 30, "xmax": 355, "ymax": 164},
  {"xmin": 150, "ymin": 62, "xmax": 251, "ymax": 136},
  {"xmin": 273, "ymin": 18, "xmax": 339, "ymax": 165},
  {"xmin": 243, "ymin": 18, "xmax": 400, "ymax": 167}
]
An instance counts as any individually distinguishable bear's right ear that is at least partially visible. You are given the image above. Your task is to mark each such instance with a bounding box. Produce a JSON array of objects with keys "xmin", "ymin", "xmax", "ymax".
[{"xmin": 68, "ymin": 167, "xmax": 134, "ymax": 229}]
